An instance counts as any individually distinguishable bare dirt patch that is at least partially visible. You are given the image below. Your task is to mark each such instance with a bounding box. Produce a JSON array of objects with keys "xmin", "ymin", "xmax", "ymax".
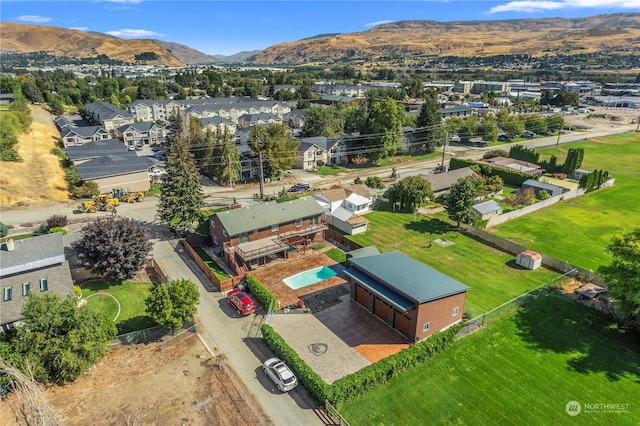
[
  {"xmin": 0, "ymin": 105, "xmax": 68, "ymax": 206},
  {"xmin": 3, "ymin": 332, "xmax": 270, "ymax": 426}
]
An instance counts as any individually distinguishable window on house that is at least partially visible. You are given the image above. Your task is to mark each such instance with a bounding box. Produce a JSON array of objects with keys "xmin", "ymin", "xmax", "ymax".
[
  {"xmin": 310, "ymin": 217, "xmax": 318, "ymax": 225},
  {"xmin": 422, "ymin": 322, "xmax": 430, "ymax": 332},
  {"xmin": 452, "ymin": 307, "xmax": 459, "ymax": 316},
  {"xmin": 253, "ymin": 229, "xmax": 258, "ymax": 234},
  {"xmin": 3, "ymin": 287, "xmax": 12, "ymax": 301},
  {"xmin": 22, "ymin": 282, "xmax": 30, "ymax": 296},
  {"xmin": 210, "ymin": 219, "xmax": 215, "ymax": 228},
  {"xmin": 213, "ymin": 235, "xmax": 218, "ymax": 245},
  {"xmin": 271, "ymin": 224, "xmax": 279, "ymax": 232},
  {"xmin": 40, "ymin": 278, "xmax": 48, "ymax": 291},
  {"xmin": 223, "ymin": 230, "xmax": 228, "ymax": 238},
  {"xmin": 295, "ymin": 219, "xmax": 302, "ymax": 227}
]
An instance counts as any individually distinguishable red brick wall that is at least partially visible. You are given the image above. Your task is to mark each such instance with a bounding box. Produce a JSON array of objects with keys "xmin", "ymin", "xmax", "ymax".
[{"xmin": 413, "ymin": 292, "xmax": 466, "ymax": 341}]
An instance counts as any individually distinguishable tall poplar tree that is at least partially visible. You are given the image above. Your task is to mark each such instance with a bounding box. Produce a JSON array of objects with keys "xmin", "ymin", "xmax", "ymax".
[{"xmin": 157, "ymin": 135, "xmax": 204, "ymax": 232}]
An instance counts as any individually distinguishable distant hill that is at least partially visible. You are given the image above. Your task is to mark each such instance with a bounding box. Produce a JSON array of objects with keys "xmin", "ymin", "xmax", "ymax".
[
  {"xmin": 153, "ymin": 40, "xmax": 221, "ymax": 65},
  {"xmin": 212, "ymin": 50, "xmax": 262, "ymax": 64},
  {"xmin": 0, "ymin": 22, "xmax": 184, "ymax": 67},
  {"xmin": 248, "ymin": 13, "xmax": 640, "ymax": 64}
]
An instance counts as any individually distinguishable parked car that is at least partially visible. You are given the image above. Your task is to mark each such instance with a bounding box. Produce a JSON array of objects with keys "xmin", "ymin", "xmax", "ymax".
[
  {"xmin": 523, "ymin": 131, "xmax": 536, "ymax": 139},
  {"xmin": 288, "ymin": 182, "xmax": 310, "ymax": 193},
  {"xmin": 449, "ymin": 134, "xmax": 460, "ymax": 142},
  {"xmin": 226, "ymin": 289, "xmax": 257, "ymax": 316},
  {"xmin": 498, "ymin": 134, "xmax": 513, "ymax": 142},
  {"xmin": 148, "ymin": 169, "xmax": 165, "ymax": 178},
  {"xmin": 262, "ymin": 357, "xmax": 298, "ymax": 392}
]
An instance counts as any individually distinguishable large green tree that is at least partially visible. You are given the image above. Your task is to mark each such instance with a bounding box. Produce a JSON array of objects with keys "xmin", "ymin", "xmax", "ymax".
[
  {"xmin": 0, "ymin": 293, "xmax": 117, "ymax": 384},
  {"xmin": 248, "ymin": 123, "xmax": 298, "ymax": 177},
  {"xmin": 158, "ymin": 134, "xmax": 204, "ymax": 232},
  {"xmin": 599, "ymin": 228, "xmax": 640, "ymax": 318},
  {"xmin": 210, "ymin": 127, "xmax": 241, "ymax": 184},
  {"xmin": 443, "ymin": 176, "xmax": 483, "ymax": 227},
  {"xmin": 145, "ymin": 279, "xmax": 200, "ymax": 333},
  {"xmin": 362, "ymin": 97, "xmax": 405, "ymax": 161},
  {"xmin": 478, "ymin": 116, "xmax": 499, "ymax": 142},
  {"xmin": 390, "ymin": 176, "xmax": 433, "ymax": 213},
  {"xmin": 414, "ymin": 89, "xmax": 445, "ymax": 153},
  {"xmin": 74, "ymin": 217, "xmax": 152, "ymax": 280},
  {"xmin": 301, "ymin": 106, "xmax": 344, "ymax": 138}
]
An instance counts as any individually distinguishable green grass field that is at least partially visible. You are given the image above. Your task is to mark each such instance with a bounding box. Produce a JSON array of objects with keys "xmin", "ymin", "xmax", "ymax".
[
  {"xmin": 340, "ymin": 292, "xmax": 640, "ymax": 425},
  {"xmin": 81, "ymin": 280, "xmax": 156, "ymax": 334},
  {"xmin": 194, "ymin": 246, "xmax": 230, "ymax": 280},
  {"xmin": 349, "ymin": 207, "xmax": 559, "ymax": 317},
  {"xmin": 492, "ymin": 133, "xmax": 640, "ymax": 271}
]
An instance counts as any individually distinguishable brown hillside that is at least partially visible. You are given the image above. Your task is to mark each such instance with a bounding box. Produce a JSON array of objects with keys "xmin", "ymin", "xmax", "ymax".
[
  {"xmin": 0, "ymin": 22, "xmax": 184, "ymax": 67},
  {"xmin": 249, "ymin": 13, "xmax": 640, "ymax": 64}
]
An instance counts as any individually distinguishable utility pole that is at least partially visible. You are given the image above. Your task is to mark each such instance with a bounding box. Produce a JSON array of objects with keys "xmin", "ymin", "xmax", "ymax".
[
  {"xmin": 440, "ymin": 129, "xmax": 448, "ymax": 172},
  {"xmin": 636, "ymin": 115, "xmax": 640, "ymax": 132},
  {"xmin": 555, "ymin": 113, "xmax": 565, "ymax": 147},
  {"xmin": 258, "ymin": 149, "xmax": 265, "ymax": 200},
  {"xmin": 228, "ymin": 152, "xmax": 233, "ymax": 189}
]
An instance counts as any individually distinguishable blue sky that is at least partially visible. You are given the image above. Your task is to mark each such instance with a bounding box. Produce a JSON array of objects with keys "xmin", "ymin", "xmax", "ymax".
[{"xmin": 2, "ymin": 0, "xmax": 639, "ymax": 55}]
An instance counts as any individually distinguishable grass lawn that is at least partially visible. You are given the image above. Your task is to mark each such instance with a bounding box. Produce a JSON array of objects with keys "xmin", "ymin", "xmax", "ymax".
[
  {"xmin": 341, "ymin": 293, "xmax": 640, "ymax": 425},
  {"xmin": 324, "ymin": 247, "xmax": 346, "ymax": 264},
  {"xmin": 316, "ymin": 165, "xmax": 347, "ymax": 176},
  {"xmin": 491, "ymin": 133, "xmax": 640, "ymax": 271},
  {"xmin": 349, "ymin": 206, "xmax": 559, "ymax": 317},
  {"xmin": 81, "ymin": 280, "xmax": 156, "ymax": 334},
  {"xmin": 194, "ymin": 246, "xmax": 230, "ymax": 280}
]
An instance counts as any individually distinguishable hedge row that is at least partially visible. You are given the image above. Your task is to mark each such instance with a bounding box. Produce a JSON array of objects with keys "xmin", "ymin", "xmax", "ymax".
[
  {"xmin": 261, "ymin": 324, "xmax": 328, "ymax": 403},
  {"xmin": 450, "ymin": 157, "xmax": 532, "ymax": 187},
  {"xmin": 326, "ymin": 325, "xmax": 460, "ymax": 407},
  {"xmin": 261, "ymin": 322, "xmax": 461, "ymax": 408},
  {"xmin": 246, "ymin": 275, "xmax": 276, "ymax": 310}
]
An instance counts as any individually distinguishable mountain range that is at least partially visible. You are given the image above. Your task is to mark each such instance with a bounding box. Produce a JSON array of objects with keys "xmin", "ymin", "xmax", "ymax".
[{"xmin": 1, "ymin": 13, "xmax": 640, "ymax": 67}]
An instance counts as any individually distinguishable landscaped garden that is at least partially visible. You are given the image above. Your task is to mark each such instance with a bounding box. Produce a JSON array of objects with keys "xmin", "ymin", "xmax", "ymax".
[
  {"xmin": 193, "ymin": 246, "xmax": 230, "ymax": 280},
  {"xmin": 348, "ymin": 206, "xmax": 559, "ymax": 317},
  {"xmin": 491, "ymin": 133, "xmax": 640, "ymax": 271},
  {"xmin": 81, "ymin": 280, "xmax": 156, "ymax": 334},
  {"xmin": 340, "ymin": 292, "xmax": 640, "ymax": 425}
]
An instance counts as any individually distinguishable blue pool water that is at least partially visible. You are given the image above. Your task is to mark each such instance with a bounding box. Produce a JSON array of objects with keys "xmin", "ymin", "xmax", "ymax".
[{"xmin": 283, "ymin": 266, "xmax": 337, "ymax": 290}]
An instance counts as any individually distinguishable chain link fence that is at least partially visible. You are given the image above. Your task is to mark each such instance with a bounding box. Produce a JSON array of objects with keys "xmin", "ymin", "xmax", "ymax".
[{"xmin": 457, "ymin": 269, "xmax": 577, "ymax": 338}]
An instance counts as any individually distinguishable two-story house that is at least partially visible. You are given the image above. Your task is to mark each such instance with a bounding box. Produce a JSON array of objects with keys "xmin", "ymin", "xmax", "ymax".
[
  {"xmin": 295, "ymin": 136, "xmax": 347, "ymax": 171},
  {"xmin": 209, "ymin": 197, "xmax": 327, "ymax": 274},
  {"xmin": 84, "ymin": 102, "xmax": 135, "ymax": 132},
  {"xmin": 0, "ymin": 233, "xmax": 74, "ymax": 332},
  {"xmin": 115, "ymin": 122, "xmax": 167, "ymax": 147},
  {"xmin": 60, "ymin": 126, "xmax": 111, "ymax": 148},
  {"xmin": 313, "ymin": 185, "xmax": 373, "ymax": 235}
]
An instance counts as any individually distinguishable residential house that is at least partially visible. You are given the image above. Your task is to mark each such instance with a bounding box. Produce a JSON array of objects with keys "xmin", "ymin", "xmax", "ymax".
[
  {"xmin": 344, "ymin": 251, "xmax": 469, "ymax": 342},
  {"xmin": 238, "ymin": 113, "xmax": 282, "ymax": 128},
  {"xmin": 54, "ymin": 116, "xmax": 77, "ymax": 132},
  {"xmin": 483, "ymin": 157, "xmax": 545, "ymax": 177},
  {"xmin": 522, "ymin": 179, "xmax": 564, "ymax": 197},
  {"xmin": 311, "ymin": 94, "xmax": 361, "ymax": 107},
  {"xmin": 295, "ymin": 136, "xmax": 346, "ymax": 171},
  {"xmin": 284, "ymin": 109, "xmax": 306, "ymax": 130},
  {"xmin": 313, "ymin": 185, "xmax": 373, "ymax": 235},
  {"xmin": 60, "ymin": 126, "xmax": 111, "ymax": 148},
  {"xmin": 201, "ymin": 117, "xmax": 237, "ymax": 136},
  {"xmin": 65, "ymin": 139, "xmax": 127, "ymax": 164},
  {"xmin": 417, "ymin": 167, "xmax": 478, "ymax": 197},
  {"xmin": 472, "ymin": 200, "xmax": 503, "ymax": 220},
  {"xmin": 84, "ymin": 102, "xmax": 134, "ymax": 131},
  {"xmin": 74, "ymin": 154, "xmax": 156, "ymax": 193},
  {"xmin": 209, "ymin": 197, "xmax": 327, "ymax": 273},
  {"xmin": 115, "ymin": 122, "xmax": 167, "ymax": 147},
  {"xmin": 0, "ymin": 234, "xmax": 74, "ymax": 332}
]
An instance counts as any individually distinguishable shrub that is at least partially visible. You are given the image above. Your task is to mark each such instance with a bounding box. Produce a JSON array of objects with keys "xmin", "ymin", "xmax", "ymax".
[
  {"xmin": 354, "ymin": 177, "xmax": 363, "ymax": 185},
  {"xmin": 483, "ymin": 149, "xmax": 508, "ymax": 159},
  {"xmin": 537, "ymin": 189, "xmax": 551, "ymax": 200},
  {"xmin": 73, "ymin": 285, "xmax": 82, "ymax": 297},
  {"xmin": 312, "ymin": 244, "xmax": 326, "ymax": 251},
  {"xmin": 365, "ymin": 176, "xmax": 385, "ymax": 189},
  {"xmin": 261, "ymin": 324, "xmax": 328, "ymax": 403},
  {"xmin": 0, "ymin": 222, "xmax": 8, "ymax": 238},
  {"xmin": 48, "ymin": 227, "xmax": 67, "ymax": 235},
  {"xmin": 246, "ymin": 275, "xmax": 276, "ymax": 310},
  {"xmin": 46, "ymin": 214, "xmax": 68, "ymax": 230}
]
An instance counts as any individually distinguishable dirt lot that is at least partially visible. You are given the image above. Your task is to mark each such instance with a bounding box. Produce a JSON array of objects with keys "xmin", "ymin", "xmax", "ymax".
[
  {"xmin": 0, "ymin": 105, "xmax": 69, "ymax": 206},
  {"xmin": 563, "ymin": 106, "xmax": 639, "ymax": 133},
  {"xmin": 2, "ymin": 331, "xmax": 271, "ymax": 426}
]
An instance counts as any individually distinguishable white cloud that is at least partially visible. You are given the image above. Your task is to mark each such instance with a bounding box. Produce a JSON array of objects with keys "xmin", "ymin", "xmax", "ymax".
[
  {"xmin": 16, "ymin": 15, "xmax": 52, "ymax": 23},
  {"xmin": 106, "ymin": 29, "xmax": 165, "ymax": 38},
  {"xmin": 489, "ymin": 0, "xmax": 640, "ymax": 14},
  {"xmin": 365, "ymin": 20, "xmax": 393, "ymax": 28}
]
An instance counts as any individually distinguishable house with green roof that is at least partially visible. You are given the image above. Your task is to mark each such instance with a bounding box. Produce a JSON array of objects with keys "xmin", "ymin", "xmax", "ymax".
[
  {"xmin": 209, "ymin": 197, "xmax": 327, "ymax": 274},
  {"xmin": 344, "ymin": 251, "xmax": 469, "ymax": 342}
]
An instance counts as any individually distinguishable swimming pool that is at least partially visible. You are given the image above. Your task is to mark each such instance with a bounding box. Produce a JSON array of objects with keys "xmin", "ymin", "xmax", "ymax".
[{"xmin": 283, "ymin": 266, "xmax": 337, "ymax": 290}]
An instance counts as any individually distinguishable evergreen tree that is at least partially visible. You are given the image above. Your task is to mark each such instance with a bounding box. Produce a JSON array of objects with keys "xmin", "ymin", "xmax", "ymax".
[
  {"xmin": 415, "ymin": 89, "xmax": 445, "ymax": 152},
  {"xmin": 157, "ymin": 135, "xmax": 204, "ymax": 232},
  {"xmin": 212, "ymin": 127, "xmax": 240, "ymax": 184},
  {"xmin": 248, "ymin": 124, "xmax": 298, "ymax": 177}
]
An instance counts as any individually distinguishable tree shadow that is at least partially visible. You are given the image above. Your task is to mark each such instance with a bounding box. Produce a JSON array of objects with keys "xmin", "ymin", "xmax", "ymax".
[
  {"xmin": 116, "ymin": 315, "xmax": 157, "ymax": 335},
  {"xmin": 404, "ymin": 217, "xmax": 454, "ymax": 235},
  {"xmin": 515, "ymin": 292, "xmax": 640, "ymax": 382}
]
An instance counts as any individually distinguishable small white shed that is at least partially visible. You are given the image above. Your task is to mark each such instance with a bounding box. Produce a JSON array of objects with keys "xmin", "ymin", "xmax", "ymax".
[{"xmin": 516, "ymin": 250, "xmax": 542, "ymax": 270}]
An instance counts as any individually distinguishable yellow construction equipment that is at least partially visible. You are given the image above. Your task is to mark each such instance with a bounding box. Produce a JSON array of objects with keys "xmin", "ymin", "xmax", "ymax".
[
  {"xmin": 112, "ymin": 188, "xmax": 144, "ymax": 203},
  {"xmin": 78, "ymin": 195, "xmax": 119, "ymax": 213},
  {"xmin": 78, "ymin": 200, "xmax": 98, "ymax": 213}
]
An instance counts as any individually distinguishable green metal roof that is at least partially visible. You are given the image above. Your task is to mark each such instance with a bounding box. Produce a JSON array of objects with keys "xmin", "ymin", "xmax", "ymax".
[
  {"xmin": 214, "ymin": 197, "xmax": 325, "ymax": 236},
  {"xmin": 348, "ymin": 252, "xmax": 469, "ymax": 304},
  {"xmin": 344, "ymin": 267, "xmax": 414, "ymax": 312}
]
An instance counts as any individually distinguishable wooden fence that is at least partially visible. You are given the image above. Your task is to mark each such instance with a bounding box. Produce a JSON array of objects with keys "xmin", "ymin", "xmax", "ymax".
[
  {"xmin": 182, "ymin": 239, "xmax": 244, "ymax": 292},
  {"xmin": 325, "ymin": 228, "xmax": 363, "ymax": 251}
]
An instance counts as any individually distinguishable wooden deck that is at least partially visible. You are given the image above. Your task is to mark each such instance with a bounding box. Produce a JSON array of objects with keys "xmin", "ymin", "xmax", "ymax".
[{"xmin": 249, "ymin": 249, "xmax": 346, "ymax": 309}]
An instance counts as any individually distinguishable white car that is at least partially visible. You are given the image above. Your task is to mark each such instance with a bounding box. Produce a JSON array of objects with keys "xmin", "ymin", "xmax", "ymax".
[{"xmin": 262, "ymin": 357, "xmax": 298, "ymax": 392}]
